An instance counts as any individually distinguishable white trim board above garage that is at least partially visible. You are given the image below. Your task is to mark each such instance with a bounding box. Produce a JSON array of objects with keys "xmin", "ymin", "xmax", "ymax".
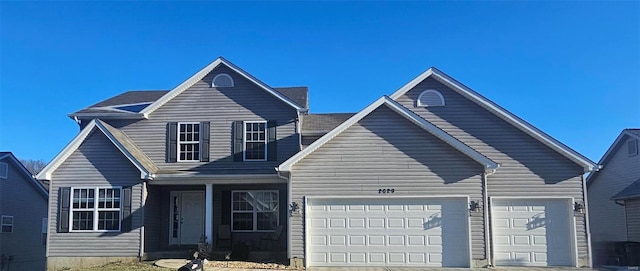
[{"xmin": 278, "ymin": 96, "xmax": 499, "ymax": 173}]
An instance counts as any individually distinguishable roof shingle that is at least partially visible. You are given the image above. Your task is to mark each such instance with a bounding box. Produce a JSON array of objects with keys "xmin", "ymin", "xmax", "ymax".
[{"xmin": 302, "ymin": 113, "xmax": 355, "ymax": 135}]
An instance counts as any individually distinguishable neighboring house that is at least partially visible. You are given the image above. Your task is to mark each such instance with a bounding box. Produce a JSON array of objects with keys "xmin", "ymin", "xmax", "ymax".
[
  {"xmin": 586, "ymin": 129, "xmax": 640, "ymax": 265},
  {"xmin": 37, "ymin": 57, "xmax": 598, "ymax": 270},
  {"xmin": 0, "ymin": 152, "xmax": 49, "ymax": 271}
]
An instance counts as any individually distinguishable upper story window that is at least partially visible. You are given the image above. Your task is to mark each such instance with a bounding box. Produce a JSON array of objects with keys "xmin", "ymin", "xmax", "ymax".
[
  {"xmin": 1, "ymin": 215, "xmax": 13, "ymax": 233},
  {"xmin": 629, "ymin": 139, "xmax": 638, "ymax": 157},
  {"xmin": 71, "ymin": 187, "xmax": 121, "ymax": 232},
  {"xmin": 212, "ymin": 73, "xmax": 234, "ymax": 88},
  {"xmin": 416, "ymin": 89, "xmax": 445, "ymax": 107},
  {"xmin": 178, "ymin": 122, "xmax": 200, "ymax": 162},
  {"xmin": 0, "ymin": 162, "xmax": 7, "ymax": 179},
  {"xmin": 244, "ymin": 122, "xmax": 267, "ymax": 161}
]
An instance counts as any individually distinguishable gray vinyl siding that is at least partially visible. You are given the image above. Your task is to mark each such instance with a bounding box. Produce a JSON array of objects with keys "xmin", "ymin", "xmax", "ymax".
[
  {"xmin": 394, "ymin": 78, "xmax": 589, "ymax": 259},
  {"xmin": 588, "ymin": 135, "xmax": 640, "ymax": 243},
  {"xmin": 106, "ymin": 64, "xmax": 299, "ymax": 174},
  {"xmin": 48, "ymin": 130, "xmax": 144, "ymax": 257},
  {"xmin": 625, "ymin": 199, "xmax": 640, "ymax": 242},
  {"xmin": 143, "ymin": 184, "xmax": 162, "ymax": 252},
  {"xmin": 0, "ymin": 158, "xmax": 47, "ymax": 270},
  {"xmin": 290, "ymin": 105, "xmax": 486, "ymax": 259}
]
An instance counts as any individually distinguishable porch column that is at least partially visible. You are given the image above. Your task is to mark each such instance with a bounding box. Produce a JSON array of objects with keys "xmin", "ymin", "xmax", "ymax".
[{"xmin": 205, "ymin": 183, "xmax": 213, "ymax": 244}]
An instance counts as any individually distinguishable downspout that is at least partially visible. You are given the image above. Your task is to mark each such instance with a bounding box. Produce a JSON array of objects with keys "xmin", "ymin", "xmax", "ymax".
[
  {"xmin": 483, "ymin": 167, "xmax": 497, "ymax": 267},
  {"xmin": 139, "ymin": 180, "xmax": 148, "ymax": 259},
  {"xmin": 583, "ymin": 168, "xmax": 599, "ymax": 268},
  {"xmin": 276, "ymin": 169, "xmax": 292, "ymax": 263}
]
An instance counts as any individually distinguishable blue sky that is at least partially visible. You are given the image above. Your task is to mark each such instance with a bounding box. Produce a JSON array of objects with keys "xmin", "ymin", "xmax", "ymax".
[{"xmin": 1, "ymin": 1, "xmax": 638, "ymax": 164}]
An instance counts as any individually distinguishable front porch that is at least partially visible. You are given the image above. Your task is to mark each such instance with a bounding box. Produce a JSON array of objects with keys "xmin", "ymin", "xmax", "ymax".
[{"xmin": 141, "ymin": 182, "xmax": 288, "ymax": 262}]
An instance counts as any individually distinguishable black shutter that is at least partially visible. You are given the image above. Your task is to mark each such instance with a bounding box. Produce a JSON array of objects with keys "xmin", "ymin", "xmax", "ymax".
[
  {"xmin": 58, "ymin": 187, "xmax": 70, "ymax": 233},
  {"xmin": 267, "ymin": 121, "xmax": 277, "ymax": 161},
  {"xmin": 121, "ymin": 187, "xmax": 132, "ymax": 232},
  {"xmin": 167, "ymin": 122, "xmax": 178, "ymax": 163},
  {"xmin": 233, "ymin": 121, "xmax": 244, "ymax": 162},
  {"xmin": 200, "ymin": 121, "xmax": 210, "ymax": 162}
]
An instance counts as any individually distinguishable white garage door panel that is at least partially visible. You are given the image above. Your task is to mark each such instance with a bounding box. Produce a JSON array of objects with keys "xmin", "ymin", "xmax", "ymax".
[
  {"xmin": 492, "ymin": 199, "xmax": 573, "ymax": 267},
  {"xmin": 307, "ymin": 198, "xmax": 469, "ymax": 267}
]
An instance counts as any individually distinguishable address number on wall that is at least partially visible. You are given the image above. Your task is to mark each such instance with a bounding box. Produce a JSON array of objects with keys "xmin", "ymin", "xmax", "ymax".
[{"xmin": 378, "ymin": 188, "xmax": 395, "ymax": 194}]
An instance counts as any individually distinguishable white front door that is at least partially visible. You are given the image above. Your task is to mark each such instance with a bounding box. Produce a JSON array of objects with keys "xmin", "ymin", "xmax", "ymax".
[
  {"xmin": 491, "ymin": 198, "xmax": 574, "ymax": 267},
  {"xmin": 306, "ymin": 197, "xmax": 470, "ymax": 267},
  {"xmin": 170, "ymin": 191, "xmax": 205, "ymax": 245}
]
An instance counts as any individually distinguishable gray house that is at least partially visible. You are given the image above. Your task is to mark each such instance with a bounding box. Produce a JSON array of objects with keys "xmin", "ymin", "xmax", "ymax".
[
  {"xmin": 0, "ymin": 152, "xmax": 49, "ymax": 271},
  {"xmin": 37, "ymin": 57, "xmax": 598, "ymax": 270},
  {"xmin": 587, "ymin": 129, "xmax": 640, "ymax": 265}
]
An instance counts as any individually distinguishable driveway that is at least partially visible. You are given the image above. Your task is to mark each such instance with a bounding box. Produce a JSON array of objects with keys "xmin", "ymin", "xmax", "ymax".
[{"xmin": 307, "ymin": 267, "xmax": 601, "ymax": 271}]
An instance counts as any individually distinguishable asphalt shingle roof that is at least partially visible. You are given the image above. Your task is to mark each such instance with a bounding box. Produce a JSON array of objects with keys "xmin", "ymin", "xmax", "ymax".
[
  {"xmin": 613, "ymin": 178, "xmax": 640, "ymax": 200},
  {"xmin": 626, "ymin": 128, "xmax": 640, "ymax": 137},
  {"xmin": 72, "ymin": 86, "xmax": 308, "ymax": 116},
  {"xmin": 302, "ymin": 113, "xmax": 355, "ymax": 135}
]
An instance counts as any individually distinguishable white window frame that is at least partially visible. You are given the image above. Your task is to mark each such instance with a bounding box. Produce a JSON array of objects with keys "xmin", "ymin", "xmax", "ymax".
[
  {"xmin": 231, "ymin": 190, "xmax": 279, "ymax": 232},
  {"xmin": 69, "ymin": 187, "xmax": 122, "ymax": 232},
  {"xmin": 212, "ymin": 73, "xmax": 234, "ymax": 87},
  {"xmin": 629, "ymin": 139, "xmax": 638, "ymax": 157},
  {"xmin": 416, "ymin": 89, "xmax": 445, "ymax": 107},
  {"xmin": 243, "ymin": 121, "xmax": 268, "ymax": 161},
  {"xmin": 41, "ymin": 217, "xmax": 47, "ymax": 246},
  {"xmin": 177, "ymin": 122, "xmax": 201, "ymax": 162},
  {"xmin": 1, "ymin": 215, "xmax": 13, "ymax": 233},
  {"xmin": 0, "ymin": 162, "xmax": 7, "ymax": 179}
]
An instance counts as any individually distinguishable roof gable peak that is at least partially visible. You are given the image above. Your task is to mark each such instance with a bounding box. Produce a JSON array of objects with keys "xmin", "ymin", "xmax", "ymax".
[{"xmin": 139, "ymin": 57, "xmax": 305, "ymax": 117}]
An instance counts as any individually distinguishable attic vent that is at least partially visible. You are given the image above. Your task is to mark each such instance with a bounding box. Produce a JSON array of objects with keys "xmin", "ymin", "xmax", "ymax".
[
  {"xmin": 0, "ymin": 162, "xmax": 7, "ymax": 179},
  {"xmin": 212, "ymin": 73, "xmax": 234, "ymax": 88},
  {"xmin": 629, "ymin": 139, "xmax": 638, "ymax": 156},
  {"xmin": 416, "ymin": 89, "xmax": 445, "ymax": 107}
]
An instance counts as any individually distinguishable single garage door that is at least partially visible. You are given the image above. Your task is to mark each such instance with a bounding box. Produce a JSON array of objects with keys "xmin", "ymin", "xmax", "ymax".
[
  {"xmin": 491, "ymin": 198, "xmax": 574, "ymax": 266},
  {"xmin": 306, "ymin": 197, "xmax": 470, "ymax": 267}
]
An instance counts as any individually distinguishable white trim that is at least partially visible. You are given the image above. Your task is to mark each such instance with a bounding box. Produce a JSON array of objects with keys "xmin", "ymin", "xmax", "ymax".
[
  {"xmin": 140, "ymin": 57, "xmax": 304, "ymax": 117},
  {"xmin": 176, "ymin": 122, "xmax": 201, "ymax": 162},
  {"xmin": 69, "ymin": 187, "xmax": 123, "ymax": 232},
  {"xmin": 278, "ymin": 96, "xmax": 499, "ymax": 172},
  {"xmin": 243, "ymin": 121, "xmax": 268, "ymax": 161},
  {"xmin": 304, "ymin": 195, "xmax": 472, "ymax": 268},
  {"xmin": 231, "ymin": 190, "xmax": 279, "ymax": 232},
  {"xmin": 416, "ymin": 89, "xmax": 445, "ymax": 107},
  {"xmin": 587, "ymin": 129, "xmax": 640, "ymax": 184},
  {"xmin": 0, "ymin": 162, "xmax": 7, "ymax": 179},
  {"xmin": 1, "ymin": 215, "xmax": 14, "ymax": 233},
  {"xmin": 388, "ymin": 68, "xmax": 597, "ymax": 172},
  {"xmin": 212, "ymin": 73, "xmax": 234, "ymax": 87},
  {"xmin": 0, "ymin": 153, "xmax": 48, "ymax": 197},
  {"xmin": 489, "ymin": 196, "xmax": 578, "ymax": 267},
  {"xmin": 36, "ymin": 119, "xmax": 152, "ymax": 180}
]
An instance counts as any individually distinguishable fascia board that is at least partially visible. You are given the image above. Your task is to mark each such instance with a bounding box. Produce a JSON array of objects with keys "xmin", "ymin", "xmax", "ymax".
[
  {"xmin": 278, "ymin": 97, "xmax": 388, "ymax": 172},
  {"xmin": 388, "ymin": 67, "xmax": 597, "ymax": 172},
  {"xmin": 37, "ymin": 119, "xmax": 100, "ymax": 180},
  {"xmin": 94, "ymin": 120, "xmax": 151, "ymax": 179},
  {"xmin": 279, "ymin": 96, "xmax": 498, "ymax": 172},
  {"xmin": 2, "ymin": 153, "xmax": 48, "ymax": 197},
  {"xmin": 140, "ymin": 57, "xmax": 303, "ymax": 117},
  {"xmin": 382, "ymin": 97, "xmax": 499, "ymax": 170},
  {"xmin": 68, "ymin": 113, "xmax": 145, "ymax": 120},
  {"xmin": 587, "ymin": 130, "xmax": 640, "ymax": 184}
]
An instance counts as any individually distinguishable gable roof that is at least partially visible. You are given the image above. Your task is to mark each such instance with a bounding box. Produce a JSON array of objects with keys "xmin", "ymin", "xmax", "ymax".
[
  {"xmin": 0, "ymin": 152, "xmax": 48, "ymax": 197},
  {"xmin": 140, "ymin": 57, "xmax": 306, "ymax": 117},
  {"xmin": 274, "ymin": 87, "xmax": 309, "ymax": 109},
  {"xmin": 587, "ymin": 128, "xmax": 640, "ymax": 184},
  {"xmin": 388, "ymin": 67, "xmax": 598, "ymax": 172},
  {"xmin": 302, "ymin": 113, "xmax": 356, "ymax": 135},
  {"xmin": 36, "ymin": 119, "xmax": 158, "ymax": 180},
  {"xmin": 278, "ymin": 96, "xmax": 499, "ymax": 173},
  {"xmin": 612, "ymin": 178, "xmax": 640, "ymax": 200}
]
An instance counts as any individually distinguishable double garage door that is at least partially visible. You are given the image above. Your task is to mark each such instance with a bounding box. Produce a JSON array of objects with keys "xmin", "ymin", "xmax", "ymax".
[{"xmin": 306, "ymin": 197, "xmax": 470, "ymax": 267}]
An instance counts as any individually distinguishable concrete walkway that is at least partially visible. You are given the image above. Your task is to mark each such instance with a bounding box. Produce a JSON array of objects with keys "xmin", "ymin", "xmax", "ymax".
[{"xmin": 155, "ymin": 259, "xmax": 603, "ymax": 271}]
